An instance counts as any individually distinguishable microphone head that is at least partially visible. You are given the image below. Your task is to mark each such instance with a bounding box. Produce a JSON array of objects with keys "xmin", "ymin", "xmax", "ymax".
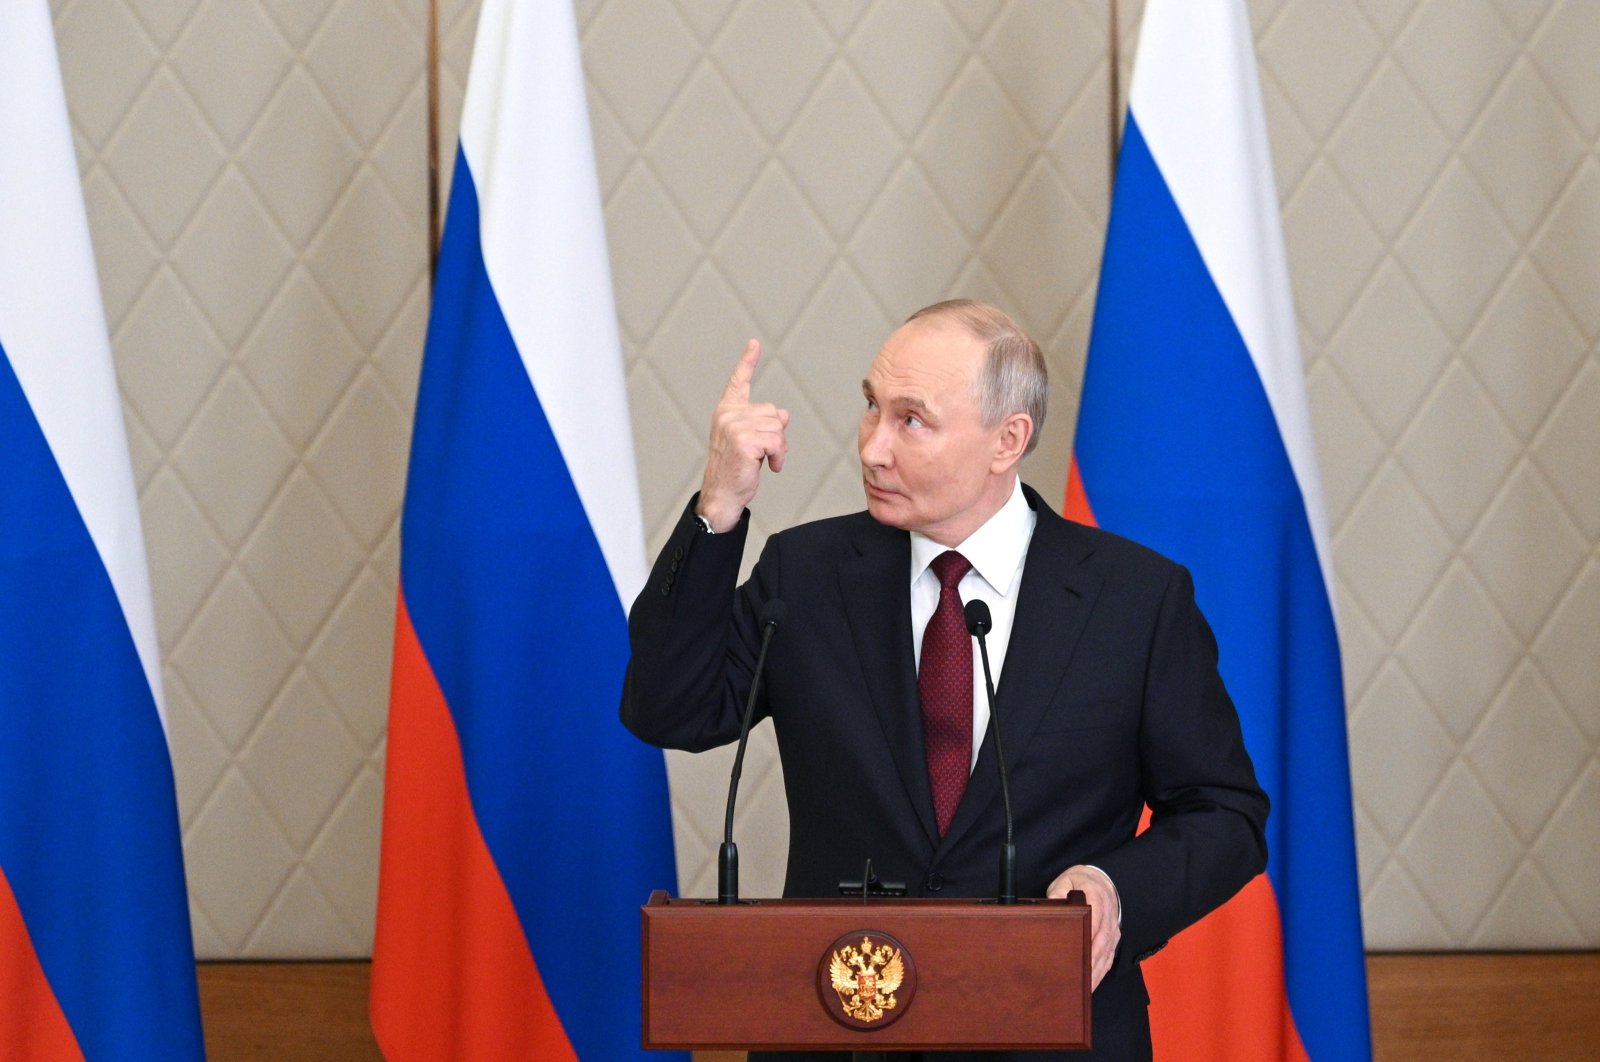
[
  {"xmin": 964, "ymin": 599, "xmax": 992, "ymax": 637},
  {"xmin": 758, "ymin": 599, "xmax": 787, "ymax": 631}
]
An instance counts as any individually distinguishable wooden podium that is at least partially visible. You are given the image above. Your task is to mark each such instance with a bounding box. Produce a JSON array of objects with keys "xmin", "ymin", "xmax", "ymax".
[{"xmin": 641, "ymin": 890, "xmax": 1092, "ymax": 1052}]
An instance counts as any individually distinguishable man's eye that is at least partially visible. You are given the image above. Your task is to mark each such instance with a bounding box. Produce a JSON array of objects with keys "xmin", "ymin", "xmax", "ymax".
[
  {"xmin": 865, "ymin": 398, "xmax": 878, "ymax": 411},
  {"xmin": 904, "ymin": 414, "xmax": 923, "ymax": 428}
]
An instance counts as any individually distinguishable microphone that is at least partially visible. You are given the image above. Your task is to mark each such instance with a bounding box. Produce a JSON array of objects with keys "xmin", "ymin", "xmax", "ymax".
[
  {"xmin": 718, "ymin": 598, "xmax": 786, "ymax": 904},
  {"xmin": 965, "ymin": 599, "xmax": 1016, "ymax": 905}
]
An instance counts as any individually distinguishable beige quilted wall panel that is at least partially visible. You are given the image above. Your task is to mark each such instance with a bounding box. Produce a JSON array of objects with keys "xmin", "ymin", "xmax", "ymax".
[{"xmin": 50, "ymin": 0, "xmax": 1599, "ymax": 957}]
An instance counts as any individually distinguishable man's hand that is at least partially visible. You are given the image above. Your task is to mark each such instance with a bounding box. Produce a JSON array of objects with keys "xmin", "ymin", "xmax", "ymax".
[
  {"xmin": 697, "ymin": 339, "xmax": 789, "ymax": 531},
  {"xmin": 1048, "ymin": 865, "xmax": 1122, "ymax": 990}
]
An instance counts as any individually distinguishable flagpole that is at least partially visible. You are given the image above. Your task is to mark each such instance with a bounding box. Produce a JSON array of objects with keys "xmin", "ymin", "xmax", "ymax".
[
  {"xmin": 1108, "ymin": 0, "xmax": 1122, "ymax": 184},
  {"xmin": 427, "ymin": 0, "xmax": 440, "ymax": 285}
]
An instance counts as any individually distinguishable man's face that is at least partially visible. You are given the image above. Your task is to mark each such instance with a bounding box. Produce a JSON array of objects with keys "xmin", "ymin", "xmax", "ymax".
[{"xmin": 857, "ymin": 319, "xmax": 1010, "ymax": 546}]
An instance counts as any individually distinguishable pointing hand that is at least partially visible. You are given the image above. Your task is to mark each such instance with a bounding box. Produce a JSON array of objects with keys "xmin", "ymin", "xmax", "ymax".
[{"xmin": 696, "ymin": 340, "xmax": 789, "ymax": 532}]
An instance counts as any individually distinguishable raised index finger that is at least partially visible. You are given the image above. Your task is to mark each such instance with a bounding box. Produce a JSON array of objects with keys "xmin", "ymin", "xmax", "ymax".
[{"xmin": 721, "ymin": 339, "xmax": 762, "ymax": 403}]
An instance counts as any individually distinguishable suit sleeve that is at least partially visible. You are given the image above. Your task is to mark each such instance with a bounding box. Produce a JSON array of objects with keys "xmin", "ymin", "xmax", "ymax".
[
  {"xmin": 1090, "ymin": 563, "xmax": 1271, "ymax": 966},
  {"xmin": 619, "ymin": 494, "xmax": 780, "ymax": 752}
]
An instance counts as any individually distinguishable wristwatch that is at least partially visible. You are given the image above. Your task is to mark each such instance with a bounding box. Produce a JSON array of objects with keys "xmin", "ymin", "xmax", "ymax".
[{"xmin": 693, "ymin": 513, "xmax": 715, "ymax": 534}]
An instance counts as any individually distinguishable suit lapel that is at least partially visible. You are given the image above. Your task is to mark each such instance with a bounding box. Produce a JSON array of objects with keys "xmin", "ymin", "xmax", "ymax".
[
  {"xmin": 937, "ymin": 490, "xmax": 1103, "ymax": 859},
  {"xmin": 840, "ymin": 520, "xmax": 940, "ymax": 848}
]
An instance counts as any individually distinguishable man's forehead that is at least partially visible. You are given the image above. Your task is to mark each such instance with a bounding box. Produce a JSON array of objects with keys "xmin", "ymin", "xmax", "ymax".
[
  {"xmin": 865, "ymin": 320, "xmax": 982, "ymax": 394},
  {"xmin": 861, "ymin": 374, "xmax": 933, "ymax": 412}
]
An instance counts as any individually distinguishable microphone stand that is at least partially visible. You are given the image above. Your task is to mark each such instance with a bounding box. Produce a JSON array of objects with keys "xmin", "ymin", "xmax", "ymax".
[
  {"xmin": 966, "ymin": 600, "xmax": 1016, "ymax": 905},
  {"xmin": 718, "ymin": 600, "xmax": 785, "ymax": 904}
]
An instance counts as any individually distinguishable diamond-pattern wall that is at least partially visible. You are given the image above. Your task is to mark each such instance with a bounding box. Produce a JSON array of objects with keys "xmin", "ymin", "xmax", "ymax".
[
  {"xmin": 50, "ymin": 0, "xmax": 1599, "ymax": 957},
  {"xmin": 52, "ymin": 0, "xmax": 424, "ymax": 958},
  {"xmin": 1266, "ymin": 0, "xmax": 1600, "ymax": 950}
]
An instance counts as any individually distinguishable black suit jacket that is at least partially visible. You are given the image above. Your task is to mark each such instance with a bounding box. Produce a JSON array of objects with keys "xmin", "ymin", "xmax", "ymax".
[{"xmin": 622, "ymin": 484, "xmax": 1269, "ymax": 1060}]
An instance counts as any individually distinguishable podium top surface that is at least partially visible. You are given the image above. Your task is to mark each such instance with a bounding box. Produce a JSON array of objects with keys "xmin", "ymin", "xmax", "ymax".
[{"xmin": 644, "ymin": 890, "xmax": 1087, "ymax": 908}]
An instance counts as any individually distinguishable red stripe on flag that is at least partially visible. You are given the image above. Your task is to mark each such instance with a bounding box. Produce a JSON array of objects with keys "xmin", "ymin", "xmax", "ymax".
[
  {"xmin": 1143, "ymin": 872, "xmax": 1310, "ymax": 1061},
  {"xmin": 1130, "ymin": 796, "xmax": 1309, "ymax": 1060},
  {"xmin": 0, "ymin": 866, "xmax": 83, "ymax": 1062},
  {"xmin": 1064, "ymin": 455, "xmax": 1097, "ymax": 526},
  {"xmin": 370, "ymin": 594, "xmax": 576, "ymax": 1061}
]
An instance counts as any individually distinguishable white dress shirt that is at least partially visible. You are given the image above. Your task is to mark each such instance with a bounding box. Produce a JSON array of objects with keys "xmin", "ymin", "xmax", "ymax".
[{"xmin": 909, "ymin": 478, "xmax": 1036, "ymax": 772}]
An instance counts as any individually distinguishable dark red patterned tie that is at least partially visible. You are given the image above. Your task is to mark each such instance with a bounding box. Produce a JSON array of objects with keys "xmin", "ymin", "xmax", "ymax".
[{"xmin": 919, "ymin": 550, "xmax": 973, "ymax": 836}]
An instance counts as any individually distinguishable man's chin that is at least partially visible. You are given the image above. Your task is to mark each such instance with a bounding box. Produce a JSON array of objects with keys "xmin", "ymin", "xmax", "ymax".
[{"xmin": 864, "ymin": 492, "xmax": 909, "ymax": 529}]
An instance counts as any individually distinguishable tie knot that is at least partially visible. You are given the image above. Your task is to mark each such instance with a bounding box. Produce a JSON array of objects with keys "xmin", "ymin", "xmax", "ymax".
[{"xmin": 930, "ymin": 550, "xmax": 971, "ymax": 589}]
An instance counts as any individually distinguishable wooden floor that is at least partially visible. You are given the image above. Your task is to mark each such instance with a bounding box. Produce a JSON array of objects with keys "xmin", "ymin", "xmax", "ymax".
[{"xmin": 198, "ymin": 953, "xmax": 1600, "ymax": 1060}]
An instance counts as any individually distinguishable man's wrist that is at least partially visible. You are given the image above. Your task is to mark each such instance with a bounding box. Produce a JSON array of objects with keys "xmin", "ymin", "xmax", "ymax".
[
  {"xmin": 694, "ymin": 494, "xmax": 743, "ymax": 533},
  {"xmin": 1080, "ymin": 864, "xmax": 1122, "ymax": 926}
]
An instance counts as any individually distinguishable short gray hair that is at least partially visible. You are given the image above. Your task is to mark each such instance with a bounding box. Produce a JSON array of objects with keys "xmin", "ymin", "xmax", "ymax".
[{"xmin": 905, "ymin": 299, "xmax": 1048, "ymax": 455}]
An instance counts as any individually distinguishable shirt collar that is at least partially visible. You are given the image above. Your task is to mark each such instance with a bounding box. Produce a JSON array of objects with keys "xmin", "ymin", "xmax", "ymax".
[{"xmin": 910, "ymin": 478, "xmax": 1035, "ymax": 596}]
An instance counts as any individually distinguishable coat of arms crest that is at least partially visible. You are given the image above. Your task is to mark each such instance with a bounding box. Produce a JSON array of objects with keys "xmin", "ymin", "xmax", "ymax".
[{"xmin": 828, "ymin": 935, "xmax": 906, "ymax": 1022}]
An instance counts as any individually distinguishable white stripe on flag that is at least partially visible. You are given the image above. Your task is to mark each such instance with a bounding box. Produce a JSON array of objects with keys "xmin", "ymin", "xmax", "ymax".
[
  {"xmin": 459, "ymin": 0, "xmax": 648, "ymax": 609},
  {"xmin": 0, "ymin": 0, "xmax": 166, "ymax": 720},
  {"xmin": 1129, "ymin": 0, "xmax": 1335, "ymax": 593}
]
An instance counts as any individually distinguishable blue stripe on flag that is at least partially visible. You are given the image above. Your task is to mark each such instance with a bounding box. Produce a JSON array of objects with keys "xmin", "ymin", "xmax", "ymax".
[
  {"xmin": 1076, "ymin": 115, "xmax": 1370, "ymax": 1059},
  {"xmin": 400, "ymin": 153, "xmax": 681, "ymax": 1062},
  {"xmin": 0, "ymin": 342, "xmax": 204, "ymax": 1061}
]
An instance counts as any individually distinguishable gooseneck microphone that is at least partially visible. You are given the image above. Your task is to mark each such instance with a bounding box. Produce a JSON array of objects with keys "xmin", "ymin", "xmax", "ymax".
[
  {"xmin": 964, "ymin": 599, "xmax": 1016, "ymax": 905},
  {"xmin": 718, "ymin": 598, "xmax": 786, "ymax": 904}
]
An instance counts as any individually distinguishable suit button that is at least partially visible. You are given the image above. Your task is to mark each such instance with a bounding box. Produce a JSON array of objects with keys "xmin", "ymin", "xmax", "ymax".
[
  {"xmin": 672, "ymin": 546, "xmax": 685, "ymax": 562},
  {"xmin": 925, "ymin": 873, "xmax": 943, "ymax": 892},
  {"xmin": 659, "ymin": 581, "xmax": 672, "ymax": 596}
]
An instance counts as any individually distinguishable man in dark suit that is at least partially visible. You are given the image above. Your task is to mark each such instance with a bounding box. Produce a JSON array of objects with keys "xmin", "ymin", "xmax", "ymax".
[{"xmin": 622, "ymin": 300, "xmax": 1269, "ymax": 1060}]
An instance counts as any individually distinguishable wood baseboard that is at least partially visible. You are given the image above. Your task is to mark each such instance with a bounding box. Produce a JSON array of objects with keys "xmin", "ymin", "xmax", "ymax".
[
  {"xmin": 195, "ymin": 953, "xmax": 1600, "ymax": 1060},
  {"xmin": 1368, "ymin": 952, "xmax": 1600, "ymax": 1060},
  {"xmin": 198, "ymin": 962, "xmax": 379, "ymax": 1061}
]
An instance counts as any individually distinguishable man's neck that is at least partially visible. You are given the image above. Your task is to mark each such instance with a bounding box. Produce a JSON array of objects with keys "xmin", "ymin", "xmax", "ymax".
[{"xmin": 920, "ymin": 473, "xmax": 1020, "ymax": 548}]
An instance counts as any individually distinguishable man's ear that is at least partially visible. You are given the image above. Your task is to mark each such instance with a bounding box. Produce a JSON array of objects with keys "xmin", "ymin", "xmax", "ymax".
[{"xmin": 992, "ymin": 413, "xmax": 1033, "ymax": 471}]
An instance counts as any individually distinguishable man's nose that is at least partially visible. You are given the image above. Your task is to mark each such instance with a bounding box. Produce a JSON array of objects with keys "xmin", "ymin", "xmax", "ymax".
[{"xmin": 859, "ymin": 418, "xmax": 892, "ymax": 466}]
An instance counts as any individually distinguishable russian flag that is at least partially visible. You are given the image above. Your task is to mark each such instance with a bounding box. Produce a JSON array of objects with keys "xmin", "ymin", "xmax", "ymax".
[
  {"xmin": 1067, "ymin": 2, "xmax": 1371, "ymax": 1058},
  {"xmin": 0, "ymin": 4, "xmax": 206, "ymax": 1059},
  {"xmin": 369, "ymin": 1, "xmax": 681, "ymax": 1058}
]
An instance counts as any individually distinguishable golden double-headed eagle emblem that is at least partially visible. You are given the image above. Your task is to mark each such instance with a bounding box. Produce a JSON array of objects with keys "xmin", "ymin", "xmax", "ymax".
[{"xmin": 828, "ymin": 935, "xmax": 905, "ymax": 1022}]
